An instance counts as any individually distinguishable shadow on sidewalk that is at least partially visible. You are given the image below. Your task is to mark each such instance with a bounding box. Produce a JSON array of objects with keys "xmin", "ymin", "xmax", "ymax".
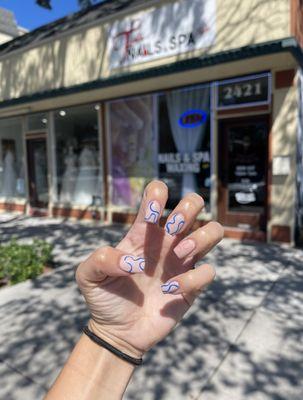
[{"xmin": 0, "ymin": 218, "xmax": 302, "ymax": 399}]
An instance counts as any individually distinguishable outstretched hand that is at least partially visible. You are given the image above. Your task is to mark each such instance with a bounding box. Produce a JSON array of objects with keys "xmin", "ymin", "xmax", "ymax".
[{"xmin": 76, "ymin": 181, "xmax": 223, "ymax": 358}]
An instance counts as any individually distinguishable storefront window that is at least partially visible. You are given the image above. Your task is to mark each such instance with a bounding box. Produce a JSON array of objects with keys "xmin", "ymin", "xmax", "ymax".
[
  {"xmin": 27, "ymin": 113, "xmax": 48, "ymax": 131},
  {"xmin": 158, "ymin": 85, "xmax": 211, "ymax": 210},
  {"xmin": 108, "ymin": 96, "xmax": 156, "ymax": 208},
  {"xmin": 54, "ymin": 105, "xmax": 102, "ymax": 206},
  {"xmin": 0, "ymin": 118, "xmax": 25, "ymax": 198}
]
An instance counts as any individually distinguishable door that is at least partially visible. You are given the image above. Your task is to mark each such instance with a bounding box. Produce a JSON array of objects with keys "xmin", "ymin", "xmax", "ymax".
[
  {"xmin": 26, "ymin": 136, "xmax": 49, "ymax": 208},
  {"xmin": 218, "ymin": 116, "xmax": 269, "ymax": 231}
]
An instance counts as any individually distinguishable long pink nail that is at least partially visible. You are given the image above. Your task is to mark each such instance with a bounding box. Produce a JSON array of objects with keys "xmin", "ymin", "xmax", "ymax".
[
  {"xmin": 119, "ymin": 255, "xmax": 145, "ymax": 273},
  {"xmin": 144, "ymin": 200, "xmax": 161, "ymax": 224},
  {"xmin": 174, "ymin": 239, "xmax": 196, "ymax": 259}
]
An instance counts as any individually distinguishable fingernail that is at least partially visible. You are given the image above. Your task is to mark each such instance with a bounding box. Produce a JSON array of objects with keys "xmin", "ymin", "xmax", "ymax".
[
  {"xmin": 174, "ymin": 239, "xmax": 196, "ymax": 259},
  {"xmin": 161, "ymin": 280, "xmax": 180, "ymax": 294},
  {"xmin": 144, "ymin": 200, "xmax": 161, "ymax": 224},
  {"xmin": 119, "ymin": 255, "xmax": 145, "ymax": 273},
  {"xmin": 165, "ymin": 213, "xmax": 185, "ymax": 236}
]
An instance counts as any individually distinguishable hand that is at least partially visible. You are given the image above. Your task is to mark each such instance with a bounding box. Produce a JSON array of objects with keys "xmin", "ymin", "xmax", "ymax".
[{"xmin": 76, "ymin": 181, "xmax": 224, "ymax": 358}]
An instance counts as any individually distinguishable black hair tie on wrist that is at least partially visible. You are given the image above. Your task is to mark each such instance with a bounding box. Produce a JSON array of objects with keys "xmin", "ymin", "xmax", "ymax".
[{"xmin": 82, "ymin": 326, "xmax": 143, "ymax": 366}]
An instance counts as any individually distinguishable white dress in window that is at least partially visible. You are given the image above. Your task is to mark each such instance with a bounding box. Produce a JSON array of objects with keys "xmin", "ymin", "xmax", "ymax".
[
  {"xmin": 2, "ymin": 150, "xmax": 16, "ymax": 197},
  {"xmin": 73, "ymin": 146, "xmax": 97, "ymax": 205},
  {"xmin": 60, "ymin": 148, "xmax": 78, "ymax": 203}
]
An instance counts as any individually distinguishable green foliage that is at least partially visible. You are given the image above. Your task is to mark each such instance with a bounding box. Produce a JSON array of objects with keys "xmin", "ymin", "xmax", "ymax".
[{"xmin": 0, "ymin": 239, "xmax": 53, "ymax": 285}]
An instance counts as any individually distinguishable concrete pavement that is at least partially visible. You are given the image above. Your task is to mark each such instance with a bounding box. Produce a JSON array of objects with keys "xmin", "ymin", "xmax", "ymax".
[{"xmin": 0, "ymin": 215, "xmax": 302, "ymax": 400}]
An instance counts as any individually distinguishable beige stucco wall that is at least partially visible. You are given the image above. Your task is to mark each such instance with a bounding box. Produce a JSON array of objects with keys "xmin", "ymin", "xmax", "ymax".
[
  {"xmin": 269, "ymin": 78, "xmax": 298, "ymax": 242},
  {"xmin": 0, "ymin": 0, "xmax": 292, "ymax": 102}
]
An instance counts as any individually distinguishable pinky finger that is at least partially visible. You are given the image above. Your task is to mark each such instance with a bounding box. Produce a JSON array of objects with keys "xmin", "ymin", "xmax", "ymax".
[{"xmin": 161, "ymin": 263, "xmax": 216, "ymax": 305}]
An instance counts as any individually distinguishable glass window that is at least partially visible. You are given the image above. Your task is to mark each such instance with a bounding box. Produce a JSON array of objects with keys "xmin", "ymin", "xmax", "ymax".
[
  {"xmin": 108, "ymin": 96, "xmax": 156, "ymax": 208},
  {"xmin": 27, "ymin": 113, "xmax": 48, "ymax": 131},
  {"xmin": 0, "ymin": 117, "xmax": 26, "ymax": 198},
  {"xmin": 54, "ymin": 105, "xmax": 102, "ymax": 206},
  {"xmin": 158, "ymin": 85, "xmax": 211, "ymax": 210},
  {"xmin": 226, "ymin": 121, "xmax": 267, "ymax": 213}
]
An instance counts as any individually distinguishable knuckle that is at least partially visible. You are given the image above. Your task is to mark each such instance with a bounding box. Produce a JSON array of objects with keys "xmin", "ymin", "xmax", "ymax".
[
  {"xmin": 75, "ymin": 262, "xmax": 84, "ymax": 285},
  {"xmin": 185, "ymin": 192, "xmax": 205, "ymax": 207},
  {"xmin": 93, "ymin": 246, "xmax": 112, "ymax": 264},
  {"xmin": 209, "ymin": 221, "xmax": 225, "ymax": 240},
  {"xmin": 202, "ymin": 263, "xmax": 216, "ymax": 282},
  {"xmin": 145, "ymin": 180, "xmax": 168, "ymax": 197}
]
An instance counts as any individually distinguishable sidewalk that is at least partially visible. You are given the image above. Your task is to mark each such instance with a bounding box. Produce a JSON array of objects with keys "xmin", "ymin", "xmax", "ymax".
[{"xmin": 0, "ymin": 215, "xmax": 302, "ymax": 400}]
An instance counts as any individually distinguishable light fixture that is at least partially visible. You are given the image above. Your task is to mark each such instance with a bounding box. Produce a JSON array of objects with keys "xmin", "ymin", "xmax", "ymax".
[
  {"xmin": 59, "ymin": 110, "xmax": 66, "ymax": 116},
  {"xmin": 42, "ymin": 118, "xmax": 48, "ymax": 124},
  {"xmin": 94, "ymin": 104, "xmax": 100, "ymax": 110}
]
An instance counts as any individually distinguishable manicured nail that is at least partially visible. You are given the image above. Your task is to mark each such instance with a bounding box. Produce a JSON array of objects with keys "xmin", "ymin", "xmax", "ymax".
[
  {"xmin": 165, "ymin": 213, "xmax": 185, "ymax": 236},
  {"xmin": 119, "ymin": 255, "xmax": 145, "ymax": 273},
  {"xmin": 174, "ymin": 239, "xmax": 196, "ymax": 259},
  {"xmin": 144, "ymin": 200, "xmax": 161, "ymax": 224},
  {"xmin": 161, "ymin": 280, "xmax": 180, "ymax": 294}
]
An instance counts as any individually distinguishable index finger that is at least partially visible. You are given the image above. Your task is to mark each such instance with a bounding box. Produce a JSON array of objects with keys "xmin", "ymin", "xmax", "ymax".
[{"xmin": 135, "ymin": 180, "xmax": 168, "ymax": 225}]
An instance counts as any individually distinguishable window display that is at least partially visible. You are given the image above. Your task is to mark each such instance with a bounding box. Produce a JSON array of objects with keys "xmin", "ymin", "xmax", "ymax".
[
  {"xmin": 0, "ymin": 118, "xmax": 25, "ymax": 198},
  {"xmin": 27, "ymin": 113, "xmax": 48, "ymax": 131},
  {"xmin": 108, "ymin": 96, "xmax": 156, "ymax": 208},
  {"xmin": 158, "ymin": 85, "xmax": 211, "ymax": 210},
  {"xmin": 54, "ymin": 105, "xmax": 102, "ymax": 206}
]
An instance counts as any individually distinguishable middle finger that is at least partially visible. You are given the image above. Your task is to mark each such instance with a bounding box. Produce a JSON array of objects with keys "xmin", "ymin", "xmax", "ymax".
[{"xmin": 164, "ymin": 193, "xmax": 204, "ymax": 237}]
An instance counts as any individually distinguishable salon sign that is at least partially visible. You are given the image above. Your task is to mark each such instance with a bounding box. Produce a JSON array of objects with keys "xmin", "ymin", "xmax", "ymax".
[{"xmin": 107, "ymin": 0, "xmax": 216, "ymax": 68}]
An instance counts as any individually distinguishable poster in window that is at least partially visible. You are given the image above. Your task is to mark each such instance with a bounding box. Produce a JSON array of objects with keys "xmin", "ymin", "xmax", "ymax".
[{"xmin": 109, "ymin": 96, "xmax": 156, "ymax": 208}]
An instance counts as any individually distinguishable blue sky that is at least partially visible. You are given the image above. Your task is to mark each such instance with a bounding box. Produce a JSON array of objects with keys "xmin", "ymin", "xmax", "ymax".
[{"xmin": 0, "ymin": 0, "xmax": 80, "ymax": 31}]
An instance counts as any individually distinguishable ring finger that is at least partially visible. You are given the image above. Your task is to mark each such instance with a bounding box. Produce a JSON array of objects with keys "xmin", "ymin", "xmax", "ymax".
[{"xmin": 173, "ymin": 221, "xmax": 224, "ymax": 260}]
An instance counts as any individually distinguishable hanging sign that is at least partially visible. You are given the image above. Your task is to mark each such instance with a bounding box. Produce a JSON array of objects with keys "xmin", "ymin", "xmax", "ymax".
[
  {"xmin": 178, "ymin": 109, "xmax": 208, "ymax": 128},
  {"xmin": 216, "ymin": 73, "xmax": 271, "ymax": 109},
  {"xmin": 107, "ymin": 0, "xmax": 216, "ymax": 68}
]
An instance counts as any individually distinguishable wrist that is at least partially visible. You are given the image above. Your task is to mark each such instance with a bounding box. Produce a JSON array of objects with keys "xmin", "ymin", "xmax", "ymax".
[
  {"xmin": 46, "ymin": 333, "xmax": 135, "ymax": 400},
  {"xmin": 88, "ymin": 318, "xmax": 145, "ymax": 359}
]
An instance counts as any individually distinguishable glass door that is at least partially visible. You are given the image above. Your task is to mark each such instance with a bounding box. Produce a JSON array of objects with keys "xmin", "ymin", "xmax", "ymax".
[
  {"xmin": 26, "ymin": 136, "xmax": 49, "ymax": 208},
  {"xmin": 218, "ymin": 116, "xmax": 268, "ymax": 231}
]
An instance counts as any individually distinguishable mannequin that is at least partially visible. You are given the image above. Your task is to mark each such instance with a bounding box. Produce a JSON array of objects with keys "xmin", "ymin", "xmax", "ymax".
[
  {"xmin": 2, "ymin": 150, "xmax": 16, "ymax": 197},
  {"xmin": 73, "ymin": 144, "xmax": 97, "ymax": 205},
  {"xmin": 60, "ymin": 146, "xmax": 77, "ymax": 203}
]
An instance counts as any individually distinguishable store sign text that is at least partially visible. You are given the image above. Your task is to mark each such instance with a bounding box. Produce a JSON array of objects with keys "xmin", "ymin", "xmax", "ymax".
[
  {"xmin": 107, "ymin": 0, "xmax": 216, "ymax": 68},
  {"xmin": 178, "ymin": 109, "xmax": 208, "ymax": 128},
  {"xmin": 158, "ymin": 151, "xmax": 210, "ymax": 173}
]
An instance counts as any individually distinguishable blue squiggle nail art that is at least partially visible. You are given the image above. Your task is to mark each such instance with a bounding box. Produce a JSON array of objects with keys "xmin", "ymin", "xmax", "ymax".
[
  {"xmin": 144, "ymin": 201, "xmax": 160, "ymax": 223},
  {"xmin": 123, "ymin": 255, "xmax": 145, "ymax": 273},
  {"xmin": 139, "ymin": 258, "xmax": 145, "ymax": 271},
  {"xmin": 165, "ymin": 213, "xmax": 185, "ymax": 235},
  {"xmin": 161, "ymin": 281, "xmax": 179, "ymax": 294}
]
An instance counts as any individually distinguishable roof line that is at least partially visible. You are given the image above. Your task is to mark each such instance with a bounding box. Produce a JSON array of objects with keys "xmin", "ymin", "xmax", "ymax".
[
  {"xmin": 0, "ymin": 0, "xmax": 156, "ymax": 61},
  {"xmin": 0, "ymin": 37, "xmax": 301, "ymax": 111}
]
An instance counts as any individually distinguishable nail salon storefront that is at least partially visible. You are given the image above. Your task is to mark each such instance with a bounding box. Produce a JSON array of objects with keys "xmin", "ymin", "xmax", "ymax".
[{"xmin": 0, "ymin": 0, "xmax": 302, "ymax": 244}]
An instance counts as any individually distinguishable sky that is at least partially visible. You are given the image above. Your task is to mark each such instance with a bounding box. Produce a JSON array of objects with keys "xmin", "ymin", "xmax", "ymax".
[{"xmin": 0, "ymin": 0, "xmax": 81, "ymax": 31}]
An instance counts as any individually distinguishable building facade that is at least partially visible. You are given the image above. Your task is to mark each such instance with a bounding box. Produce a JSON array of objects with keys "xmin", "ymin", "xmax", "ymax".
[{"xmin": 0, "ymin": 0, "xmax": 303, "ymax": 244}]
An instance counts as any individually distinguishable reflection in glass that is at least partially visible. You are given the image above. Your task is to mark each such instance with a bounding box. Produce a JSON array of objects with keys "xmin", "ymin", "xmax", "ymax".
[
  {"xmin": 227, "ymin": 123, "xmax": 267, "ymax": 212},
  {"xmin": 108, "ymin": 96, "xmax": 156, "ymax": 208},
  {"xmin": 32, "ymin": 140, "xmax": 48, "ymax": 204},
  {"xmin": 27, "ymin": 113, "xmax": 48, "ymax": 131},
  {"xmin": 54, "ymin": 105, "xmax": 102, "ymax": 206},
  {"xmin": 0, "ymin": 118, "xmax": 25, "ymax": 198}
]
